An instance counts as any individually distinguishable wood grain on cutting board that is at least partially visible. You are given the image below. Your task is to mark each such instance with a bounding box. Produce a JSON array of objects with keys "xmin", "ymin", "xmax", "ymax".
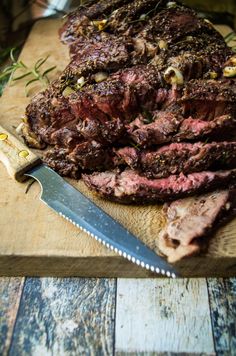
[{"xmin": 0, "ymin": 19, "xmax": 236, "ymax": 277}]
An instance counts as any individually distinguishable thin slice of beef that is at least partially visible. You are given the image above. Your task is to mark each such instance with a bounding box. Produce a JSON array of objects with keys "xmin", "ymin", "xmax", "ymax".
[
  {"xmin": 44, "ymin": 140, "xmax": 113, "ymax": 176},
  {"xmin": 61, "ymin": 34, "xmax": 132, "ymax": 86},
  {"xmin": 82, "ymin": 168, "xmax": 236, "ymax": 204},
  {"xmin": 44, "ymin": 147, "xmax": 81, "ymax": 179},
  {"xmin": 180, "ymin": 79, "xmax": 236, "ymax": 120},
  {"xmin": 133, "ymin": 6, "xmax": 232, "ymax": 77},
  {"xmin": 68, "ymin": 65, "xmax": 170, "ymax": 143},
  {"xmin": 24, "ymin": 89, "xmax": 79, "ymax": 149},
  {"xmin": 107, "ymin": 0, "xmax": 167, "ymax": 35},
  {"xmin": 68, "ymin": 140, "xmax": 113, "ymax": 171},
  {"xmin": 59, "ymin": 0, "xmax": 132, "ymax": 44},
  {"xmin": 128, "ymin": 111, "xmax": 236, "ymax": 147},
  {"xmin": 138, "ymin": 6, "xmax": 216, "ymax": 46},
  {"xmin": 114, "ymin": 141, "xmax": 236, "ymax": 178},
  {"xmin": 158, "ymin": 189, "xmax": 236, "ymax": 262}
]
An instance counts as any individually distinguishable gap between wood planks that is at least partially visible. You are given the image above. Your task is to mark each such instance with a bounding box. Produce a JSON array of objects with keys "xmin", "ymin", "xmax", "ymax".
[{"xmin": 0, "ymin": 277, "xmax": 236, "ymax": 355}]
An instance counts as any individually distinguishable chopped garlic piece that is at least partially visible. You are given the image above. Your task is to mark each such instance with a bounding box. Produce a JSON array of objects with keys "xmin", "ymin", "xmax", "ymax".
[
  {"xmin": 164, "ymin": 66, "xmax": 184, "ymax": 85},
  {"xmin": 209, "ymin": 71, "xmax": 218, "ymax": 79},
  {"xmin": 223, "ymin": 66, "xmax": 236, "ymax": 77},
  {"xmin": 62, "ymin": 86, "xmax": 76, "ymax": 97},
  {"xmin": 94, "ymin": 72, "xmax": 108, "ymax": 83},
  {"xmin": 158, "ymin": 40, "xmax": 168, "ymax": 50},
  {"xmin": 92, "ymin": 19, "xmax": 107, "ymax": 31}
]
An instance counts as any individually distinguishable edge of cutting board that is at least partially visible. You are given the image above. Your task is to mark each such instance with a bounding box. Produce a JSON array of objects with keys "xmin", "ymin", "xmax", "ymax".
[{"xmin": 0, "ymin": 254, "xmax": 236, "ymax": 277}]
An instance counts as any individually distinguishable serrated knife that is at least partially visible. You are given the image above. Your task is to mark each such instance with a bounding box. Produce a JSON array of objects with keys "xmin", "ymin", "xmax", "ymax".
[{"xmin": 0, "ymin": 125, "xmax": 178, "ymax": 278}]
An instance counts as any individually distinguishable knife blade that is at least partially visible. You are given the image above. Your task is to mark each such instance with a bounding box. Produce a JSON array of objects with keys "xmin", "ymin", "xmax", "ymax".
[{"xmin": 0, "ymin": 125, "xmax": 179, "ymax": 277}]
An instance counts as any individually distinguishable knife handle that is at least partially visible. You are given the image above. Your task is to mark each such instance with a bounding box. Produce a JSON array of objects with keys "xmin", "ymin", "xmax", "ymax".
[{"xmin": 0, "ymin": 125, "xmax": 41, "ymax": 182}]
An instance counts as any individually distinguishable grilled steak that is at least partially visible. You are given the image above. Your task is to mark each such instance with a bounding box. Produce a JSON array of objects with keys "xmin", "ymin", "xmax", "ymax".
[
  {"xmin": 128, "ymin": 112, "xmax": 236, "ymax": 147},
  {"xmin": 44, "ymin": 140, "xmax": 113, "ymax": 178},
  {"xmin": 59, "ymin": 0, "xmax": 132, "ymax": 44},
  {"xmin": 115, "ymin": 141, "xmax": 236, "ymax": 178},
  {"xmin": 82, "ymin": 168, "xmax": 236, "ymax": 204},
  {"xmin": 44, "ymin": 147, "xmax": 81, "ymax": 178},
  {"xmin": 20, "ymin": 0, "xmax": 236, "ymax": 263},
  {"xmin": 158, "ymin": 189, "xmax": 236, "ymax": 262},
  {"xmin": 24, "ymin": 0, "xmax": 236, "ymax": 151},
  {"xmin": 61, "ymin": 34, "xmax": 132, "ymax": 84},
  {"xmin": 180, "ymin": 79, "xmax": 236, "ymax": 120},
  {"xmin": 24, "ymin": 65, "xmax": 169, "ymax": 148},
  {"xmin": 133, "ymin": 6, "xmax": 231, "ymax": 78}
]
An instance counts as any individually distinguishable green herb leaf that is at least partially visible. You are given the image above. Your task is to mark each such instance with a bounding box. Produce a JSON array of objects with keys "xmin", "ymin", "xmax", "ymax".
[
  {"xmin": 10, "ymin": 48, "xmax": 17, "ymax": 63},
  {"xmin": 13, "ymin": 72, "xmax": 32, "ymax": 81},
  {"xmin": 25, "ymin": 78, "xmax": 40, "ymax": 87},
  {"xmin": 42, "ymin": 65, "xmax": 57, "ymax": 77},
  {"xmin": 0, "ymin": 48, "xmax": 56, "ymax": 96},
  {"xmin": 19, "ymin": 60, "xmax": 28, "ymax": 69},
  {"xmin": 35, "ymin": 55, "xmax": 50, "ymax": 71}
]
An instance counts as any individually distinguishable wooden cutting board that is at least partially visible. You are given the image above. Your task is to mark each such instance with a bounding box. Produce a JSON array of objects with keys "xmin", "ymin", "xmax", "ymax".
[{"xmin": 0, "ymin": 19, "xmax": 236, "ymax": 277}]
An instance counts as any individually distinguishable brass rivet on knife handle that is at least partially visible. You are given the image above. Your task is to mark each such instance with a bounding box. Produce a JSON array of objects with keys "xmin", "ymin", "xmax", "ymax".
[{"xmin": 0, "ymin": 125, "xmax": 41, "ymax": 182}]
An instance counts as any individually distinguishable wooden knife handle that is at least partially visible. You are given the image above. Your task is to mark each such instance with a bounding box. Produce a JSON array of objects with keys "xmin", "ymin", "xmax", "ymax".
[{"xmin": 0, "ymin": 125, "xmax": 41, "ymax": 182}]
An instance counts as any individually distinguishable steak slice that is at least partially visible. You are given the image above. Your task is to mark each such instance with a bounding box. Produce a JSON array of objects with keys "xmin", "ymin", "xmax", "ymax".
[
  {"xmin": 24, "ymin": 89, "xmax": 79, "ymax": 149},
  {"xmin": 128, "ymin": 112, "xmax": 236, "ymax": 147},
  {"xmin": 115, "ymin": 141, "xmax": 236, "ymax": 178},
  {"xmin": 180, "ymin": 79, "xmax": 236, "ymax": 120},
  {"xmin": 82, "ymin": 168, "xmax": 236, "ymax": 204},
  {"xmin": 44, "ymin": 147, "xmax": 81, "ymax": 179},
  {"xmin": 158, "ymin": 189, "xmax": 236, "ymax": 262},
  {"xmin": 138, "ymin": 6, "xmax": 216, "ymax": 46},
  {"xmin": 69, "ymin": 65, "xmax": 169, "ymax": 143},
  {"xmin": 107, "ymin": 0, "xmax": 167, "ymax": 35},
  {"xmin": 61, "ymin": 34, "xmax": 132, "ymax": 86},
  {"xmin": 59, "ymin": 0, "xmax": 132, "ymax": 44},
  {"xmin": 24, "ymin": 65, "xmax": 167, "ymax": 148},
  {"xmin": 133, "ymin": 6, "xmax": 231, "ymax": 77},
  {"xmin": 44, "ymin": 140, "xmax": 113, "ymax": 177}
]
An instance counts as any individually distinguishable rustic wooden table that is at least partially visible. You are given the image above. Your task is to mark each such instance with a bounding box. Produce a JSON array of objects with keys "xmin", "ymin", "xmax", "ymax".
[{"xmin": 0, "ymin": 277, "xmax": 235, "ymax": 355}]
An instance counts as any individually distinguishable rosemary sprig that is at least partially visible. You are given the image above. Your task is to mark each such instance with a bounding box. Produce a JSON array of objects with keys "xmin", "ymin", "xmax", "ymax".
[{"xmin": 0, "ymin": 48, "xmax": 56, "ymax": 96}]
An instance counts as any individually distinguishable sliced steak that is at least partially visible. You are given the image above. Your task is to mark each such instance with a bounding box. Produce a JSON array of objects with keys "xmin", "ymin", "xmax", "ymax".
[
  {"xmin": 133, "ymin": 6, "xmax": 231, "ymax": 78},
  {"xmin": 59, "ymin": 0, "xmax": 132, "ymax": 44},
  {"xmin": 44, "ymin": 147, "xmax": 81, "ymax": 179},
  {"xmin": 68, "ymin": 140, "xmax": 113, "ymax": 171},
  {"xmin": 44, "ymin": 140, "xmax": 113, "ymax": 176},
  {"xmin": 61, "ymin": 34, "xmax": 132, "ymax": 86},
  {"xmin": 107, "ymin": 0, "xmax": 167, "ymax": 35},
  {"xmin": 82, "ymin": 168, "xmax": 236, "ymax": 204},
  {"xmin": 68, "ymin": 65, "xmax": 169, "ymax": 143},
  {"xmin": 158, "ymin": 189, "xmax": 236, "ymax": 262},
  {"xmin": 128, "ymin": 112, "xmax": 236, "ymax": 147},
  {"xmin": 138, "ymin": 6, "xmax": 216, "ymax": 46},
  {"xmin": 24, "ymin": 89, "xmax": 79, "ymax": 149},
  {"xmin": 115, "ymin": 141, "xmax": 236, "ymax": 178},
  {"xmin": 180, "ymin": 79, "xmax": 236, "ymax": 120}
]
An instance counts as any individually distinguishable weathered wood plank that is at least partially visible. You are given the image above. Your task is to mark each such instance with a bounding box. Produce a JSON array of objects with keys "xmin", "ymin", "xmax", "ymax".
[
  {"xmin": 9, "ymin": 278, "xmax": 116, "ymax": 356},
  {"xmin": 116, "ymin": 353, "xmax": 212, "ymax": 356},
  {"xmin": 115, "ymin": 278, "xmax": 215, "ymax": 355},
  {"xmin": 0, "ymin": 277, "xmax": 24, "ymax": 356},
  {"xmin": 207, "ymin": 278, "xmax": 236, "ymax": 355}
]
